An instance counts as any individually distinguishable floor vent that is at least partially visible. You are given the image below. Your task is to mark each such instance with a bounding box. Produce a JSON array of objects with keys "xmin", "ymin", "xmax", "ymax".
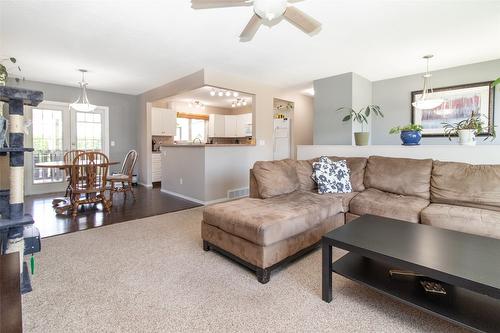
[{"xmin": 227, "ymin": 187, "xmax": 249, "ymax": 200}]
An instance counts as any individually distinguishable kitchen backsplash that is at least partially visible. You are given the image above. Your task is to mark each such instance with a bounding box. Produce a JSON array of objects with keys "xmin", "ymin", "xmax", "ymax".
[
  {"xmin": 152, "ymin": 136, "xmax": 173, "ymax": 151},
  {"xmin": 208, "ymin": 137, "xmax": 253, "ymax": 145}
]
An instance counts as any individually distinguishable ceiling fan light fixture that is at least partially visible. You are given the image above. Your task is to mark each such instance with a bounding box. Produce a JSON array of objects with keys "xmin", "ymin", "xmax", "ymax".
[
  {"xmin": 233, "ymin": 91, "xmax": 239, "ymax": 97},
  {"xmin": 253, "ymin": 0, "xmax": 287, "ymax": 21},
  {"xmin": 70, "ymin": 69, "xmax": 96, "ymax": 112}
]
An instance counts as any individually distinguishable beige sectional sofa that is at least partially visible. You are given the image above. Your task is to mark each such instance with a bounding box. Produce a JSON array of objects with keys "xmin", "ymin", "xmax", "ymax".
[{"xmin": 202, "ymin": 155, "xmax": 500, "ymax": 283}]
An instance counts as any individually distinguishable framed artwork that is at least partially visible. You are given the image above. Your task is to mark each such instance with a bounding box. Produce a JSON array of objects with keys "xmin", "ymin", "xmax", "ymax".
[{"xmin": 411, "ymin": 81, "xmax": 495, "ymax": 137}]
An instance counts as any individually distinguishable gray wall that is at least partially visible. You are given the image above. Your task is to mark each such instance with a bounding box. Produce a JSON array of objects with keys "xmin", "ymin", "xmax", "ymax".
[
  {"xmin": 12, "ymin": 79, "xmax": 139, "ymax": 168},
  {"xmin": 313, "ymin": 73, "xmax": 353, "ymax": 144},
  {"xmin": 372, "ymin": 59, "xmax": 500, "ymax": 145}
]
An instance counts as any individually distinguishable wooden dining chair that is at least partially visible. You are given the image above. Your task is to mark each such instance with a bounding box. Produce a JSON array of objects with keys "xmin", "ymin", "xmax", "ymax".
[
  {"xmin": 69, "ymin": 151, "xmax": 111, "ymax": 217},
  {"xmin": 62, "ymin": 150, "xmax": 84, "ymax": 197},
  {"xmin": 108, "ymin": 150, "xmax": 138, "ymax": 202}
]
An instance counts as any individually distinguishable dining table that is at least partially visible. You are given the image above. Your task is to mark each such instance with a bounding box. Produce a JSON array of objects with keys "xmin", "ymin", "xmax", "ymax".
[{"xmin": 35, "ymin": 160, "xmax": 120, "ymax": 214}]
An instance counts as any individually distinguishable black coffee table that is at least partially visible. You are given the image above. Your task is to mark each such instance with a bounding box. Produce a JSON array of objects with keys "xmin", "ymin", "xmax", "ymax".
[{"xmin": 322, "ymin": 214, "xmax": 500, "ymax": 333}]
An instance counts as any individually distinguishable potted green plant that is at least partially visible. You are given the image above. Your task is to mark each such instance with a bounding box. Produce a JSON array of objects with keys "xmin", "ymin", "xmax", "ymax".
[
  {"xmin": 389, "ymin": 124, "xmax": 423, "ymax": 145},
  {"xmin": 442, "ymin": 112, "xmax": 496, "ymax": 146},
  {"xmin": 337, "ymin": 105, "xmax": 383, "ymax": 146},
  {"xmin": 493, "ymin": 77, "xmax": 500, "ymax": 88},
  {"xmin": 0, "ymin": 57, "xmax": 22, "ymax": 86}
]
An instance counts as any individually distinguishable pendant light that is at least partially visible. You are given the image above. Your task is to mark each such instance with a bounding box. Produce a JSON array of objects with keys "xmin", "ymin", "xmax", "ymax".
[
  {"xmin": 70, "ymin": 69, "xmax": 96, "ymax": 112},
  {"xmin": 412, "ymin": 55, "xmax": 444, "ymax": 110}
]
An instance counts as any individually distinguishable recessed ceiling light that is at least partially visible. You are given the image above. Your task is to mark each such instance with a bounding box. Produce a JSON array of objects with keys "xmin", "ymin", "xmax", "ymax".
[
  {"xmin": 225, "ymin": 91, "xmax": 232, "ymax": 97},
  {"xmin": 218, "ymin": 91, "xmax": 224, "ymax": 97},
  {"xmin": 210, "ymin": 89, "xmax": 216, "ymax": 96},
  {"xmin": 231, "ymin": 102, "xmax": 236, "ymax": 108},
  {"xmin": 242, "ymin": 100, "xmax": 247, "ymax": 106},
  {"xmin": 233, "ymin": 92, "xmax": 239, "ymax": 97}
]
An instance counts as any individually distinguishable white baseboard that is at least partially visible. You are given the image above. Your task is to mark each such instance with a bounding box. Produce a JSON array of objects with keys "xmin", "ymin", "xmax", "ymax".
[
  {"xmin": 138, "ymin": 182, "xmax": 153, "ymax": 188},
  {"xmin": 160, "ymin": 189, "xmax": 247, "ymax": 206},
  {"xmin": 160, "ymin": 189, "xmax": 205, "ymax": 205}
]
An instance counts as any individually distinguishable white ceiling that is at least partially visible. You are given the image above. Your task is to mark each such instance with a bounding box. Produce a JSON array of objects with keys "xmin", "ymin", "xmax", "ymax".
[
  {"xmin": 1, "ymin": 0, "xmax": 499, "ymax": 95},
  {"xmin": 160, "ymin": 85, "xmax": 254, "ymax": 108}
]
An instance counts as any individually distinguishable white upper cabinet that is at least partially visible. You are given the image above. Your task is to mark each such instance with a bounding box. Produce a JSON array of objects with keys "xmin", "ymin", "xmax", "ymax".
[
  {"xmin": 208, "ymin": 113, "xmax": 253, "ymax": 138},
  {"xmin": 236, "ymin": 113, "xmax": 253, "ymax": 137},
  {"xmin": 208, "ymin": 114, "xmax": 225, "ymax": 137},
  {"xmin": 224, "ymin": 115, "xmax": 238, "ymax": 137},
  {"xmin": 151, "ymin": 107, "xmax": 177, "ymax": 136}
]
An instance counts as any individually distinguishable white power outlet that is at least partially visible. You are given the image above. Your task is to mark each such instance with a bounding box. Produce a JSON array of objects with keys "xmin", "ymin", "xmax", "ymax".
[{"xmin": 179, "ymin": 178, "xmax": 183, "ymax": 185}]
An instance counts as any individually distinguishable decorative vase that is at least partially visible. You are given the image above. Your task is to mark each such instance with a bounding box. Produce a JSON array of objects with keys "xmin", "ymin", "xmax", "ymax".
[
  {"xmin": 458, "ymin": 129, "xmax": 476, "ymax": 146},
  {"xmin": 400, "ymin": 130, "xmax": 422, "ymax": 146},
  {"xmin": 354, "ymin": 132, "xmax": 369, "ymax": 146}
]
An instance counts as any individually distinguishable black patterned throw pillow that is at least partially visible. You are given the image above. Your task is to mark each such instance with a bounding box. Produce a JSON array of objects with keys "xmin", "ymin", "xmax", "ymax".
[{"xmin": 312, "ymin": 156, "xmax": 352, "ymax": 194}]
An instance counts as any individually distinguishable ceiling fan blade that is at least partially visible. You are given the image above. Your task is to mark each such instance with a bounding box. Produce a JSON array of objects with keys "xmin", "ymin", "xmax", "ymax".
[
  {"xmin": 283, "ymin": 6, "xmax": 321, "ymax": 34},
  {"xmin": 191, "ymin": 0, "xmax": 252, "ymax": 9},
  {"xmin": 239, "ymin": 14, "xmax": 262, "ymax": 42}
]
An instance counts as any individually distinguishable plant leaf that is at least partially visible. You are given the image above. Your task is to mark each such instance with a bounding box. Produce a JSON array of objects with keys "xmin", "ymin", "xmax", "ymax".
[
  {"xmin": 492, "ymin": 78, "xmax": 500, "ymax": 88},
  {"xmin": 365, "ymin": 106, "xmax": 370, "ymax": 117},
  {"xmin": 342, "ymin": 115, "xmax": 351, "ymax": 122},
  {"xmin": 10, "ymin": 57, "xmax": 16, "ymax": 63}
]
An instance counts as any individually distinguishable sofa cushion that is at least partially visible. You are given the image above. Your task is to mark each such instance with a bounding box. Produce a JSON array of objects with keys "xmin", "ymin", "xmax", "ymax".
[
  {"xmin": 203, "ymin": 191, "xmax": 344, "ymax": 246},
  {"xmin": 309, "ymin": 192, "xmax": 359, "ymax": 212},
  {"xmin": 349, "ymin": 188, "xmax": 429, "ymax": 223},
  {"xmin": 312, "ymin": 157, "xmax": 352, "ymax": 194},
  {"xmin": 328, "ymin": 156, "xmax": 367, "ymax": 192},
  {"xmin": 431, "ymin": 161, "xmax": 500, "ymax": 212},
  {"xmin": 364, "ymin": 156, "xmax": 433, "ymax": 199},
  {"xmin": 310, "ymin": 156, "xmax": 367, "ymax": 192},
  {"xmin": 288, "ymin": 159, "xmax": 316, "ymax": 191},
  {"xmin": 252, "ymin": 159, "xmax": 299, "ymax": 199},
  {"xmin": 421, "ymin": 204, "xmax": 500, "ymax": 240}
]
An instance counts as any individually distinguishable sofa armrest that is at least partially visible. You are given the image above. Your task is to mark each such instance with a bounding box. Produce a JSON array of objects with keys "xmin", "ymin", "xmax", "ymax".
[{"xmin": 249, "ymin": 169, "xmax": 261, "ymax": 199}]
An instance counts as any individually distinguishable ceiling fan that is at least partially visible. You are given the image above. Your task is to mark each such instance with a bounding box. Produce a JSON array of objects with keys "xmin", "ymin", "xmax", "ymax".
[{"xmin": 191, "ymin": 0, "xmax": 322, "ymax": 41}]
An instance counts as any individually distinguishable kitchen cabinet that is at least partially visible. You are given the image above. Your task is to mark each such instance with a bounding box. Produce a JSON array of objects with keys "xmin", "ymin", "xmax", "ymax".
[
  {"xmin": 224, "ymin": 115, "xmax": 238, "ymax": 137},
  {"xmin": 208, "ymin": 113, "xmax": 253, "ymax": 138},
  {"xmin": 151, "ymin": 107, "xmax": 176, "ymax": 136},
  {"xmin": 152, "ymin": 153, "xmax": 162, "ymax": 182},
  {"xmin": 236, "ymin": 113, "xmax": 253, "ymax": 137},
  {"xmin": 208, "ymin": 114, "xmax": 225, "ymax": 137}
]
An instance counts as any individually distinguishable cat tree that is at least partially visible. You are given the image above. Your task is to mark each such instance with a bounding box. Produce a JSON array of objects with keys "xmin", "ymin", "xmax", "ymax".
[{"xmin": 0, "ymin": 86, "xmax": 43, "ymax": 293}]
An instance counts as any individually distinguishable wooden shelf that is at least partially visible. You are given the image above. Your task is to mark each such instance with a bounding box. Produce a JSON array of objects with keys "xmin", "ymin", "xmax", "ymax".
[{"xmin": 332, "ymin": 253, "xmax": 500, "ymax": 333}]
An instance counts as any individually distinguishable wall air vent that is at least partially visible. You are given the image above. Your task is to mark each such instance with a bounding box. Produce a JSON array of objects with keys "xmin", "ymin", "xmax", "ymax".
[{"xmin": 227, "ymin": 187, "xmax": 249, "ymax": 200}]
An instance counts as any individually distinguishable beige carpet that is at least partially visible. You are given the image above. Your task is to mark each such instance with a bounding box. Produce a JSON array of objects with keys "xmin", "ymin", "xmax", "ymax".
[{"xmin": 23, "ymin": 207, "xmax": 467, "ymax": 332}]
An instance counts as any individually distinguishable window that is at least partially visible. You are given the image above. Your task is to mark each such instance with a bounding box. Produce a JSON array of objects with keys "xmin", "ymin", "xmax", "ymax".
[
  {"xmin": 174, "ymin": 117, "xmax": 207, "ymax": 142},
  {"xmin": 76, "ymin": 111, "xmax": 102, "ymax": 150},
  {"xmin": 32, "ymin": 108, "xmax": 65, "ymax": 184}
]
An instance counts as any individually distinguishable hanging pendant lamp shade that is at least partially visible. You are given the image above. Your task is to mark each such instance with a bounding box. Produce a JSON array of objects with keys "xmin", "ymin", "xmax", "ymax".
[
  {"xmin": 412, "ymin": 55, "xmax": 444, "ymax": 110},
  {"xmin": 70, "ymin": 69, "xmax": 96, "ymax": 112}
]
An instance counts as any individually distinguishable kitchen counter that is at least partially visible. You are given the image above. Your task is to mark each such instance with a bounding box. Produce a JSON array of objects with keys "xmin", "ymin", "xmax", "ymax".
[{"xmin": 160, "ymin": 143, "xmax": 262, "ymax": 204}]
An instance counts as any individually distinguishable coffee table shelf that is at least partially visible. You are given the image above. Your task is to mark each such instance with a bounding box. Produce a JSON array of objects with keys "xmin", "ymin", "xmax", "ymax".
[{"xmin": 332, "ymin": 252, "xmax": 500, "ymax": 333}]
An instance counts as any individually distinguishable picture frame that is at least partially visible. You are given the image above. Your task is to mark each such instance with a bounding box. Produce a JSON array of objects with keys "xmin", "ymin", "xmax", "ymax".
[{"xmin": 411, "ymin": 81, "xmax": 495, "ymax": 137}]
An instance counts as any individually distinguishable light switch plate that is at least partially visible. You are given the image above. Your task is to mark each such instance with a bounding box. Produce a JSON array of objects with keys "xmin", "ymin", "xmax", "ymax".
[{"xmin": 259, "ymin": 140, "xmax": 265, "ymax": 146}]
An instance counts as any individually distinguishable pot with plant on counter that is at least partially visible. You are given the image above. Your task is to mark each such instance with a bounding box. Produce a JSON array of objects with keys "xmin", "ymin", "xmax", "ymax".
[
  {"xmin": 337, "ymin": 105, "xmax": 384, "ymax": 146},
  {"xmin": 389, "ymin": 124, "xmax": 423, "ymax": 146},
  {"xmin": 442, "ymin": 112, "xmax": 496, "ymax": 146}
]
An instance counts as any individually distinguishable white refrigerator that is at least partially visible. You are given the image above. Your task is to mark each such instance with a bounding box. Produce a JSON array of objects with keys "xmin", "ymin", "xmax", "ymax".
[{"xmin": 273, "ymin": 118, "xmax": 291, "ymax": 160}]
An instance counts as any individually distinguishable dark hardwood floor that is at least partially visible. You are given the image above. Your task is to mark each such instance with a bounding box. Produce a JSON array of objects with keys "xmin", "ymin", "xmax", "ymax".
[{"xmin": 25, "ymin": 185, "xmax": 201, "ymax": 238}]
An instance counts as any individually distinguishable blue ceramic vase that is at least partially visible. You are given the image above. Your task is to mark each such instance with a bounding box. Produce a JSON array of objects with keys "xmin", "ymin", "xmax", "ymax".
[{"xmin": 400, "ymin": 130, "xmax": 421, "ymax": 146}]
